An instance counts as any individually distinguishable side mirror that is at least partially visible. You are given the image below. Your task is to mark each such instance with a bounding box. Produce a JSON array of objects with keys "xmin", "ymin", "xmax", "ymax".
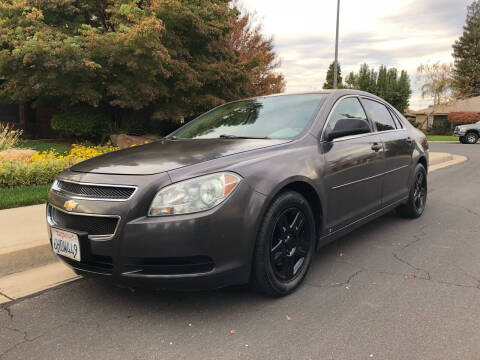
[{"xmin": 326, "ymin": 118, "xmax": 371, "ymax": 141}]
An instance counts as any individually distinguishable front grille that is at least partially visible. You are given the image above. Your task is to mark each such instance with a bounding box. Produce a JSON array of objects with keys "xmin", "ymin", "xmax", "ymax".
[
  {"xmin": 50, "ymin": 206, "xmax": 118, "ymax": 236},
  {"xmin": 55, "ymin": 180, "xmax": 135, "ymax": 200}
]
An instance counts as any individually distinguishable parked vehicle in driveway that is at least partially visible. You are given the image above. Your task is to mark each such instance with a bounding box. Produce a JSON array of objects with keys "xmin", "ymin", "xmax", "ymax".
[
  {"xmin": 47, "ymin": 90, "xmax": 429, "ymax": 296},
  {"xmin": 454, "ymin": 122, "xmax": 480, "ymax": 144}
]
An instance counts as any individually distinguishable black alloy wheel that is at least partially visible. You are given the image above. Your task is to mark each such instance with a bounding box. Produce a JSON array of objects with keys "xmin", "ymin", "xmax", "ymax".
[
  {"xmin": 270, "ymin": 207, "xmax": 310, "ymax": 281},
  {"xmin": 396, "ymin": 163, "xmax": 427, "ymax": 218},
  {"xmin": 412, "ymin": 171, "xmax": 427, "ymax": 213},
  {"xmin": 252, "ymin": 191, "xmax": 316, "ymax": 296}
]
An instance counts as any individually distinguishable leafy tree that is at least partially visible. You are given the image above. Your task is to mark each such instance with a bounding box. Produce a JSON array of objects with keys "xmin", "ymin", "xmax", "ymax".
[
  {"xmin": 323, "ymin": 62, "xmax": 343, "ymax": 89},
  {"xmin": 0, "ymin": 0, "xmax": 285, "ymax": 131},
  {"xmin": 345, "ymin": 71, "xmax": 357, "ymax": 89},
  {"xmin": 396, "ymin": 70, "xmax": 412, "ymax": 114},
  {"xmin": 346, "ymin": 63, "xmax": 411, "ymax": 112},
  {"xmin": 416, "ymin": 62, "xmax": 453, "ymax": 128},
  {"xmin": 452, "ymin": 1, "xmax": 480, "ymax": 98},
  {"xmin": 417, "ymin": 63, "xmax": 453, "ymax": 106},
  {"xmin": 228, "ymin": 9, "xmax": 285, "ymax": 97}
]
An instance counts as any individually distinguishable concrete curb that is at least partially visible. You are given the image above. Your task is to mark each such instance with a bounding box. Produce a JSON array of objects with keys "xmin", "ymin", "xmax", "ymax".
[
  {"xmin": 429, "ymin": 152, "xmax": 454, "ymax": 166},
  {"xmin": 0, "ymin": 241, "xmax": 57, "ymax": 276},
  {"xmin": 0, "ymin": 262, "xmax": 79, "ymax": 304},
  {"xmin": 429, "ymin": 154, "xmax": 468, "ymax": 172}
]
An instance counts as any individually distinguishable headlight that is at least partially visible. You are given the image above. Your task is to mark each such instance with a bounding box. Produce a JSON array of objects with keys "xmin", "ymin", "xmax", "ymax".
[{"xmin": 148, "ymin": 172, "xmax": 242, "ymax": 216}]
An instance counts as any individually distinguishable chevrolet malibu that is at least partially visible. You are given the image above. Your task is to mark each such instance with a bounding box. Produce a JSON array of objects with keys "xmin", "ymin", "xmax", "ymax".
[{"xmin": 47, "ymin": 90, "xmax": 429, "ymax": 296}]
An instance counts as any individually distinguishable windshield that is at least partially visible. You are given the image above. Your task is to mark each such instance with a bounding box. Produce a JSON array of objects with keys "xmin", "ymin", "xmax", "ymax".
[{"xmin": 173, "ymin": 94, "xmax": 327, "ymax": 140}]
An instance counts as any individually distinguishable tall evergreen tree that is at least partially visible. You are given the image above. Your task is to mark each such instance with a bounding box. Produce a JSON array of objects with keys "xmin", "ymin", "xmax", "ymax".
[
  {"xmin": 452, "ymin": 1, "xmax": 480, "ymax": 98},
  {"xmin": 376, "ymin": 65, "xmax": 388, "ymax": 99},
  {"xmin": 345, "ymin": 71, "xmax": 357, "ymax": 89},
  {"xmin": 323, "ymin": 62, "xmax": 343, "ymax": 89},
  {"xmin": 397, "ymin": 71, "xmax": 412, "ymax": 113},
  {"xmin": 347, "ymin": 63, "xmax": 411, "ymax": 112}
]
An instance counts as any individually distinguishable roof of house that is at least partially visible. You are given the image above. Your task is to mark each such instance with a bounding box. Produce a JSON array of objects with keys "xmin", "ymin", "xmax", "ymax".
[{"xmin": 414, "ymin": 95, "xmax": 480, "ymax": 115}]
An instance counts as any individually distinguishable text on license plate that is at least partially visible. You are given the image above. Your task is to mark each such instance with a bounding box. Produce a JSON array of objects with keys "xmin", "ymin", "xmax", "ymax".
[{"xmin": 51, "ymin": 228, "xmax": 81, "ymax": 262}]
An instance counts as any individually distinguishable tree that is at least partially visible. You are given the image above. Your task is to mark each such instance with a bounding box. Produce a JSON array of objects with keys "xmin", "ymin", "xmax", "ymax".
[
  {"xmin": 416, "ymin": 62, "xmax": 453, "ymax": 128},
  {"xmin": 345, "ymin": 71, "xmax": 357, "ymax": 89},
  {"xmin": 323, "ymin": 62, "xmax": 343, "ymax": 89},
  {"xmin": 346, "ymin": 63, "xmax": 411, "ymax": 112},
  {"xmin": 227, "ymin": 9, "xmax": 285, "ymax": 98},
  {"xmin": 452, "ymin": 1, "xmax": 480, "ymax": 98},
  {"xmin": 0, "ymin": 0, "xmax": 285, "ymax": 130},
  {"xmin": 417, "ymin": 63, "xmax": 453, "ymax": 106}
]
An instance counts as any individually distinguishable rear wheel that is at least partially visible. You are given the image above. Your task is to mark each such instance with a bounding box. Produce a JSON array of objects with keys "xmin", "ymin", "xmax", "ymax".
[
  {"xmin": 466, "ymin": 132, "xmax": 479, "ymax": 144},
  {"xmin": 251, "ymin": 191, "xmax": 316, "ymax": 296},
  {"xmin": 397, "ymin": 163, "xmax": 427, "ymax": 219}
]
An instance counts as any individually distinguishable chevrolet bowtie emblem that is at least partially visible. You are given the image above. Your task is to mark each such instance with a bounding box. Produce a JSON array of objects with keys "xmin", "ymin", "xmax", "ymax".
[{"xmin": 64, "ymin": 200, "xmax": 78, "ymax": 212}]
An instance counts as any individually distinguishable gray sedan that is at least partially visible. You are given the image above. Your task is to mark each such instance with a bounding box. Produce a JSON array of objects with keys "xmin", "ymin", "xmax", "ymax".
[{"xmin": 47, "ymin": 90, "xmax": 429, "ymax": 296}]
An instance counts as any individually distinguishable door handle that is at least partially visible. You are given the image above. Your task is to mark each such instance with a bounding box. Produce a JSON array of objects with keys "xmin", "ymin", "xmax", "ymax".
[{"xmin": 371, "ymin": 143, "xmax": 382, "ymax": 152}]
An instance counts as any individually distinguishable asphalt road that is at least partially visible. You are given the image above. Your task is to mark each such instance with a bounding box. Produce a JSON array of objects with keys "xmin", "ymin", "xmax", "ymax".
[{"xmin": 1, "ymin": 143, "xmax": 479, "ymax": 360}]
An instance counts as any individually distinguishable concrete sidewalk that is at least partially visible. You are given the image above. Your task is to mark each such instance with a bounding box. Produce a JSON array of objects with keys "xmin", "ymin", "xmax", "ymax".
[{"xmin": 0, "ymin": 151, "xmax": 467, "ymax": 304}]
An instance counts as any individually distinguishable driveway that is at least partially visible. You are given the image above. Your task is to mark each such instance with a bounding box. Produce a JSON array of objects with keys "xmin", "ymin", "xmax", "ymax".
[{"xmin": 1, "ymin": 143, "xmax": 479, "ymax": 360}]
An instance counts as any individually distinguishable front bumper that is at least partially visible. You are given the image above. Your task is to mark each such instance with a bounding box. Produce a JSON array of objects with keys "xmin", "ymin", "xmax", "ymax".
[
  {"xmin": 453, "ymin": 128, "xmax": 466, "ymax": 136},
  {"xmin": 47, "ymin": 171, "xmax": 266, "ymax": 290}
]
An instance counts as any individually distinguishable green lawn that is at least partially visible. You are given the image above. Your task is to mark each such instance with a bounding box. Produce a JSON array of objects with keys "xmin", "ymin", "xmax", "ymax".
[
  {"xmin": 426, "ymin": 135, "xmax": 458, "ymax": 142},
  {"xmin": 0, "ymin": 184, "xmax": 50, "ymax": 210},
  {"xmin": 16, "ymin": 140, "xmax": 71, "ymax": 155}
]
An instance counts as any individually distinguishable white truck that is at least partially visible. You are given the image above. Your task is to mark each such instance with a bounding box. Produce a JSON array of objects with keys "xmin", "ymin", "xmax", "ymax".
[{"xmin": 454, "ymin": 122, "xmax": 480, "ymax": 144}]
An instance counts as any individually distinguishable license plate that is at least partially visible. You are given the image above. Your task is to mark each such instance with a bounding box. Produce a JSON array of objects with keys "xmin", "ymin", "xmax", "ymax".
[{"xmin": 51, "ymin": 228, "xmax": 81, "ymax": 262}]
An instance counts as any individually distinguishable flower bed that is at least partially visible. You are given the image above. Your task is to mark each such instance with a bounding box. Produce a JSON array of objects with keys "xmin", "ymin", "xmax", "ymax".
[{"xmin": 0, "ymin": 144, "xmax": 119, "ymax": 188}]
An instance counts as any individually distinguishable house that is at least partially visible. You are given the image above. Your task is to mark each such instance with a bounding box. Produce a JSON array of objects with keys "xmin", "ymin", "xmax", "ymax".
[
  {"xmin": 0, "ymin": 103, "xmax": 58, "ymax": 138},
  {"xmin": 414, "ymin": 95, "xmax": 480, "ymax": 131}
]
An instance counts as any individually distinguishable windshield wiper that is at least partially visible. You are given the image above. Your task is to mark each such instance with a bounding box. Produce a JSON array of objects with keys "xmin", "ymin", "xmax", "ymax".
[{"xmin": 219, "ymin": 134, "xmax": 270, "ymax": 139}]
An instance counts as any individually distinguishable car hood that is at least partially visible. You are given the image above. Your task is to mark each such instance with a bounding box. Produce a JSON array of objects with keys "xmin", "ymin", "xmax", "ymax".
[
  {"xmin": 70, "ymin": 138, "xmax": 288, "ymax": 175},
  {"xmin": 459, "ymin": 124, "xmax": 479, "ymax": 129}
]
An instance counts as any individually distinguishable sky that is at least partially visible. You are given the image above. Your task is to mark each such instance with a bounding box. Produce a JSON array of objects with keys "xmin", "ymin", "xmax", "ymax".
[{"xmin": 240, "ymin": 0, "xmax": 470, "ymax": 110}]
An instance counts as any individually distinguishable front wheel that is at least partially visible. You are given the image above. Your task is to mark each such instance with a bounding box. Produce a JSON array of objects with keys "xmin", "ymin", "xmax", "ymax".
[
  {"xmin": 459, "ymin": 136, "xmax": 466, "ymax": 144},
  {"xmin": 466, "ymin": 132, "xmax": 479, "ymax": 144},
  {"xmin": 396, "ymin": 163, "xmax": 427, "ymax": 218},
  {"xmin": 251, "ymin": 191, "xmax": 316, "ymax": 296}
]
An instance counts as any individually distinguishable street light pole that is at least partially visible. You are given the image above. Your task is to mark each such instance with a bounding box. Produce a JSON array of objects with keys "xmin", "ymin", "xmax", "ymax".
[{"xmin": 333, "ymin": 0, "xmax": 340, "ymax": 89}]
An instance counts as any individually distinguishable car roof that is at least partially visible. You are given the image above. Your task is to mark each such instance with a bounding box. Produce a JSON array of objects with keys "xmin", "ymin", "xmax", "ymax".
[{"xmin": 257, "ymin": 89, "xmax": 383, "ymax": 101}]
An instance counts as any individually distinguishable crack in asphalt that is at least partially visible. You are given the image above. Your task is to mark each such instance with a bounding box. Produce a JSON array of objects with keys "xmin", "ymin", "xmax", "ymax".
[
  {"xmin": 460, "ymin": 206, "xmax": 480, "ymax": 218},
  {"xmin": 0, "ymin": 319, "xmax": 98, "ymax": 359},
  {"xmin": 1, "ymin": 307, "xmax": 13, "ymax": 321},
  {"xmin": 391, "ymin": 225, "xmax": 431, "ymax": 280},
  {"xmin": 0, "ymin": 326, "xmax": 44, "ymax": 360},
  {"xmin": 305, "ymin": 269, "xmax": 364, "ymax": 288}
]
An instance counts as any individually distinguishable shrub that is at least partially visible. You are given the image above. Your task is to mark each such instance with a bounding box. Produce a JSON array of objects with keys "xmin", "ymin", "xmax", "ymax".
[
  {"xmin": 51, "ymin": 107, "xmax": 110, "ymax": 142},
  {"xmin": 0, "ymin": 122, "xmax": 23, "ymax": 151},
  {"xmin": 448, "ymin": 112, "xmax": 480, "ymax": 125},
  {"xmin": 0, "ymin": 144, "xmax": 118, "ymax": 188}
]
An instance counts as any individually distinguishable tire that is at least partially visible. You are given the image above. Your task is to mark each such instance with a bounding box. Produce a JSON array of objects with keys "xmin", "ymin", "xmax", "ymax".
[
  {"xmin": 251, "ymin": 191, "xmax": 316, "ymax": 296},
  {"xmin": 465, "ymin": 132, "xmax": 479, "ymax": 144},
  {"xmin": 396, "ymin": 163, "xmax": 427, "ymax": 219},
  {"xmin": 459, "ymin": 136, "xmax": 466, "ymax": 144}
]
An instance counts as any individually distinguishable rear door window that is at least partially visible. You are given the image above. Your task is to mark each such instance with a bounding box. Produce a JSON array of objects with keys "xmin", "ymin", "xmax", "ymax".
[
  {"xmin": 388, "ymin": 109, "xmax": 404, "ymax": 129},
  {"xmin": 361, "ymin": 99, "xmax": 397, "ymax": 132}
]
